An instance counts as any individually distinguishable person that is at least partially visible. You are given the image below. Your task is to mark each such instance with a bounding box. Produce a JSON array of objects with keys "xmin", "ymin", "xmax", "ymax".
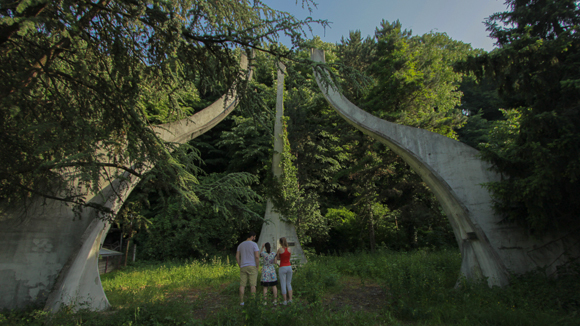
[
  {"xmin": 276, "ymin": 237, "xmax": 293, "ymax": 305},
  {"xmin": 260, "ymin": 242, "xmax": 278, "ymax": 305},
  {"xmin": 236, "ymin": 231, "xmax": 260, "ymax": 306}
]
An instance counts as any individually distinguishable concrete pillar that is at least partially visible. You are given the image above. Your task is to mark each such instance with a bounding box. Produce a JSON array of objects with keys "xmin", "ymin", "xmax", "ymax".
[{"xmin": 257, "ymin": 63, "xmax": 307, "ymax": 264}]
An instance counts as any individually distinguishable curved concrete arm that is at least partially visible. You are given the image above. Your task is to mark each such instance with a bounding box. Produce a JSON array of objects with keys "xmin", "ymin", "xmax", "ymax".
[
  {"xmin": 42, "ymin": 53, "xmax": 255, "ymax": 313},
  {"xmin": 154, "ymin": 53, "xmax": 253, "ymax": 144},
  {"xmin": 311, "ymin": 49, "xmax": 510, "ymax": 286},
  {"xmin": 0, "ymin": 53, "xmax": 255, "ymax": 313}
]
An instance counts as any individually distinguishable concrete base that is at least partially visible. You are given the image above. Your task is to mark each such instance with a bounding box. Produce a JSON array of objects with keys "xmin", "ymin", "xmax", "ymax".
[
  {"xmin": 258, "ymin": 200, "xmax": 307, "ymax": 264},
  {"xmin": 311, "ymin": 49, "xmax": 580, "ymax": 286}
]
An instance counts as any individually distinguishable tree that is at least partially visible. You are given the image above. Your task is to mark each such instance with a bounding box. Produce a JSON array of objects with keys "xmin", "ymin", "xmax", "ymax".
[
  {"xmin": 115, "ymin": 201, "xmax": 150, "ymax": 265},
  {"xmin": 470, "ymin": 0, "xmax": 580, "ymax": 231},
  {"xmin": 134, "ymin": 171, "xmax": 264, "ymax": 260},
  {"xmin": 335, "ymin": 30, "xmax": 375, "ymax": 101},
  {"xmin": 0, "ymin": 0, "xmax": 327, "ymax": 217},
  {"xmin": 455, "ymin": 75, "xmax": 506, "ymax": 149},
  {"xmin": 364, "ymin": 20, "xmax": 471, "ymax": 139}
]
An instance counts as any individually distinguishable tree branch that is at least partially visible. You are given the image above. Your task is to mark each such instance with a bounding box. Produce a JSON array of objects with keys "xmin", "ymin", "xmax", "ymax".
[
  {"xmin": 12, "ymin": 162, "xmax": 143, "ymax": 178},
  {"xmin": 0, "ymin": 2, "xmax": 49, "ymax": 46}
]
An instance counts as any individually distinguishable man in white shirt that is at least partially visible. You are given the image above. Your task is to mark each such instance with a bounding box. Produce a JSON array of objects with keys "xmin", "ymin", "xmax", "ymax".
[{"xmin": 235, "ymin": 231, "xmax": 260, "ymax": 305}]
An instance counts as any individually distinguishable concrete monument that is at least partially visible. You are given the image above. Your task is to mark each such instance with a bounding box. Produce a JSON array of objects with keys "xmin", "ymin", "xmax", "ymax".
[{"xmin": 257, "ymin": 63, "xmax": 306, "ymax": 264}]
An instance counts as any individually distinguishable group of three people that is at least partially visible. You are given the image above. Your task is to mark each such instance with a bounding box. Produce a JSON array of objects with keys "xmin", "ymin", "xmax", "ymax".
[{"xmin": 235, "ymin": 231, "xmax": 293, "ymax": 306}]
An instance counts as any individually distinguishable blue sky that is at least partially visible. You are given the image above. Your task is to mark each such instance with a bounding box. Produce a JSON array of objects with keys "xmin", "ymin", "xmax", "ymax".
[{"xmin": 262, "ymin": 0, "xmax": 508, "ymax": 51}]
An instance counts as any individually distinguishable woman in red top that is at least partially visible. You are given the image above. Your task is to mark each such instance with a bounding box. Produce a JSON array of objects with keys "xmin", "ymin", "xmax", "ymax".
[{"xmin": 276, "ymin": 237, "xmax": 293, "ymax": 305}]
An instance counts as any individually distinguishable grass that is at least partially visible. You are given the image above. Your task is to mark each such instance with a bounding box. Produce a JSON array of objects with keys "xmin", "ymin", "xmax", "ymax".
[
  {"xmin": 1, "ymin": 249, "xmax": 579, "ymax": 325},
  {"xmin": 103, "ymin": 256, "xmax": 239, "ymax": 308}
]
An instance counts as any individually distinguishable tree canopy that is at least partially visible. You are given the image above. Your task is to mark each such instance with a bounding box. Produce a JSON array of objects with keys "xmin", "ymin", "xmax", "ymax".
[{"xmin": 0, "ymin": 0, "xmax": 325, "ymax": 216}]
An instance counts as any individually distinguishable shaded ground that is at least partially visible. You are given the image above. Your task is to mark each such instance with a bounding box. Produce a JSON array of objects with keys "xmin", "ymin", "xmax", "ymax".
[
  {"xmin": 172, "ymin": 283, "xmax": 233, "ymax": 320},
  {"xmin": 322, "ymin": 277, "xmax": 388, "ymax": 313},
  {"xmin": 177, "ymin": 277, "xmax": 388, "ymax": 321}
]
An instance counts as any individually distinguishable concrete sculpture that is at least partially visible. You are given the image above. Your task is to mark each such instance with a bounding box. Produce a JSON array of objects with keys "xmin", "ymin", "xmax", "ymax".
[
  {"xmin": 257, "ymin": 63, "xmax": 307, "ymax": 264},
  {"xmin": 311, "ymin": 49, "xmax": 579, "ymax": 286},
  {"xmin": 0, "ymin": 54, "xmax": 252, "ymax": 312}
]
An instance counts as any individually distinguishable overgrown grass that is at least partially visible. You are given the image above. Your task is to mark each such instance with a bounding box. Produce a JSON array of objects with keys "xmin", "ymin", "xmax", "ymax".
[
  {"xmin": 2, "ymin": 249, "xmax": 579, "ymax": 325},
  {"xmin": 103, "ymin": 256, "xmax": 239, "ymax": 308}
]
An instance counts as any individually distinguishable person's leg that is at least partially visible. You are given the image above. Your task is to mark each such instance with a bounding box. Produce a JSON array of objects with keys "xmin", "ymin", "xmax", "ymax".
[
  {"xmin": 273, "ymin": 285, "xmax": 278, "ymax": 302},
  {"xmin": 249, "ymin": 266, "xmax": 258, "ymax": 298},
  {"xmin": 261, "ymin": 269, "xmax": 268, "ymax": 299},
  {"xmin": 239, "ymin": 267, "xmax": 249, "ymax": 304},
  {"xmin": 279, "ymin": 267, "xmax": 287, "ymax": 302},
  {"xmin": 287, "ymin": 270, "xmax": 293, "ymax": 302},
  {"xmin": 239, "ymin": 286, "xmax": 245, "ymax": 303}
]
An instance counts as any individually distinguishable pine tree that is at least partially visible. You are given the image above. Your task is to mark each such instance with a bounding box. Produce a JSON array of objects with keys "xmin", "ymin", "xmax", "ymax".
[
  {"xmin": 471, "ymin": 0, "xmax": 580, "ymax": 231},
  {"xmin": 0, "ymin": 0, "xmax": 326, "ymax": 215}
]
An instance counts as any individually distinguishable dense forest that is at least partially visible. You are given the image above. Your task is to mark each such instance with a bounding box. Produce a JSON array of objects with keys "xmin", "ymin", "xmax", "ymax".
[
  {"xmin": 2, "ymin": 0, "xmax": 579, "ymax": 261},
  {"xmin": 113, "ymin": 0, "xmax": 580, "ymax": 261}
]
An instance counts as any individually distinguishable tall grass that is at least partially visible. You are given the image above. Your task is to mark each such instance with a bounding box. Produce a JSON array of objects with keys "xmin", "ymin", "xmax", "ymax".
[{"xmin": 1, "ymin": 249, "xmax": 579, "ymax": 325}]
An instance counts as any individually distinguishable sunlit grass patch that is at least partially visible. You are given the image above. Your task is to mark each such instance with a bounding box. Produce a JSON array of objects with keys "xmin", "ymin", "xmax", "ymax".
[{"xmin": 101, "ymin": 257, "xmax": 239, "ymax": 307}]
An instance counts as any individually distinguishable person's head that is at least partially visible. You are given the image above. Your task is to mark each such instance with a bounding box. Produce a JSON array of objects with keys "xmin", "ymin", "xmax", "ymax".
[
  {"xmin": 247, "ymin": 231, "xmax": 256, "ymax": 241},
  {"xmin": 279, "ymin": 237, "xmax": 288, "ymax": 248},
  {"xmin": 265, "ymin": 242, "xmax": 271, "ymax": 254}
]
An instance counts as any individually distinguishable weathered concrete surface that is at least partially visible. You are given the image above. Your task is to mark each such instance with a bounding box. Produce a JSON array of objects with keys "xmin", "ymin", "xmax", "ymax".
[
  {"xmin": 257, "ymin": 63, "xmax": 306, "ymax": 264},
  {"xmin": 0, "ymin": 54, "xmax": 252, "ymax": 312},
  {"xmin": 311, "ymin": 49, "xmax": 580, "ymax": 286}
]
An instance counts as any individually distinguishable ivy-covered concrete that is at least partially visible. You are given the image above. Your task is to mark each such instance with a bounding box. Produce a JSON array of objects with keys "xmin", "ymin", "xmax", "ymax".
[{"xmin": 257, "ymin": 63, "xmax": 306, "ymax": 264}]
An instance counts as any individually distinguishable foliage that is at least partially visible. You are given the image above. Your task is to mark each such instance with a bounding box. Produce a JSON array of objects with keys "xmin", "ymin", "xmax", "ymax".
[
  {"xmin": 115, "ymin": 200, "xmax": 150, "ymax": 265},
  {"xmin": 467, "ymin": 0, "xmax": 580, "ymax": 231},
  {"xmin": 455, "ymin": 110, "xmax": 494, "ymax": 149},
  {"xmin": 284, "ymin": 50, "xmax": 349, "ymax": 197},
  {"xmin": 0, "ymin": 0, "xmax": 327, "ymax": 217},
  {"xmin": 304, "ymin": 26, "xmax": 463, "ymax": 253},
  {"xmin": 269, "ymin": 117, "xmax": 328, "ymax": 245},
  {"xmin": 216, "ymin": 112, "xmax": 274, "ymax": 176},
  {"xmin": 324, "ymin": 207, "xmax": 365, "ymax": 252},
  {"xmin": 134, "ymin": 171, "xmax": 264, "ymax": 260},
  {"xmin": 364, "ymin": 20, "xmax": 471, "ymax": 139},
  {"xmin": 457, "ymin": 75, "xmax": 505, "ymax": 121},
  {"xmin": 454, "ymin": 75, "xmax": 506, "ymax": 149},
  {"xmin": 116, "ymin": 201, "xmax": 150, "ymax": 240}
]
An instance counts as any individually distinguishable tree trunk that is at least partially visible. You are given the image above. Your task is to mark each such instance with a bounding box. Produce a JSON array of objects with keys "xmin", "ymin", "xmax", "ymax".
[
  {"xmin": 368, "ymin": 207, "xmax": 376, "ymax": 253},
  {"xmin": 124, "ymin": 238, "xmax": 131, "ymax": 267}
]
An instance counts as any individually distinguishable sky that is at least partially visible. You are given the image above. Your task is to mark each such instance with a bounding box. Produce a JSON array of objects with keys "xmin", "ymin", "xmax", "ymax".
[{"xmin": 261, "ymin": 0, "xmax": 509, "ymax": 52}]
